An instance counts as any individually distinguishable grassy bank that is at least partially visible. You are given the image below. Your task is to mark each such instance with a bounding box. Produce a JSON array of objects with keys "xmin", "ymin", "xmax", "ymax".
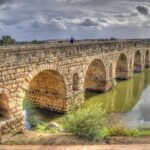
[{"xmin": 23, "ymin": 100, "xmax": 150, "ymax": 141}]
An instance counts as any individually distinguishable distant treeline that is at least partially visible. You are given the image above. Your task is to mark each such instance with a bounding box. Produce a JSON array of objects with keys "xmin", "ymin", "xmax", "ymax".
[
  {"xmin": 0, "ymin": 35, "xmax": 16, "ymax": 46},
  {"xmin": 0, "ymin": 35, "xmax": 150, "ymax": 46},
  {"xmin": 0, "ymin": 35, "xmax": 46, "ymax": 46}
]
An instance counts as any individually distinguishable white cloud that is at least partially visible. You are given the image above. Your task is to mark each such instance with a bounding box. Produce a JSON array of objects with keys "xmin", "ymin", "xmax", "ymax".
[
  {"xmin": 57, "ymin": 0, "xmax": 90, "ymax": 4},
  {"xmin": 0, "ymin": 0, "xmax": 150, "ymax": 40}
]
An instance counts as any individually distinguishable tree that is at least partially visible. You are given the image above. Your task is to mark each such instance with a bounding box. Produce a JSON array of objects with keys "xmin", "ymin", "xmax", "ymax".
[
  {"xmin": 31, "ymin": 39, "xmax": 45, "ymax": 44},
  {"xmin": 0, "ymin": 39, "xmax": 3, "ymax": 45},
  {"xmin": 31, "ymin": 39, "xmax": 39, "ymax": 44},
  {"xmin": 110, "ymin": 37, "xmax": 117, "ymax": 40},
  {"xmin": 0, "ymin": 35, "xmax": 16, "ymax": 45}
]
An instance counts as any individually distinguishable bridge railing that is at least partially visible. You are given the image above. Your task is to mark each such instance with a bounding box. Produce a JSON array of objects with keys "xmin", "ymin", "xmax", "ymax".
[{"xmin": 0, "ymin": 40, "xmax": 150, "ymax": 52}]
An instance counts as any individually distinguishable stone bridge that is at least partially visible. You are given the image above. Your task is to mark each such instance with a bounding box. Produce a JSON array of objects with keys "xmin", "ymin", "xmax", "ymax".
[{"xmin": 0, "ymin": 40, "xmax": 150, "ymax": 134}]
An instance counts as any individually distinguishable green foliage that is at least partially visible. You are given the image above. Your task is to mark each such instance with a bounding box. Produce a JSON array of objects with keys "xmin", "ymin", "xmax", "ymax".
[
  {"xmin": 136, "ymin": 129, "xmax": 150, "ymax": 136},
  {"xmin": 35, "ymin": 124, "xmax": 61, "ymax": 133},
  {"xmin": 22, "ymin": 97, "xmax": 36, "ymax": 110},
  {"xmin": 27, "ymin": 117, "xmax": 43, "ymax": 128},
  {"xmin": 0, "ymin": 35, "xmax": 16, "ymax": 45},
  {"xmin": 107, "ymin": 125, "xmax": 138, "ymax": 136},
  {"xmin": 63, "ymin": 104, "xmax": 106, "ymax": 140},
  {"xmin": 0, "ymin": 39, "xmax": 3, "ymax": 45},
  {"xmin": 100, "ymin": 127, "xmax": 110, "ymax": 138},
  {"xmin": 110, "ymin": 37, "xmax": 117, "ymax": 40},
  {"xmin": 106, "ymin": 114, "xmax": 138, "ymax": 136}
]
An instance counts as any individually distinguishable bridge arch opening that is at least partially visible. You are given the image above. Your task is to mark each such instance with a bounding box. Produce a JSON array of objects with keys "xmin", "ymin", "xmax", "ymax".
[
  {"xmin": 145, "ymin": 50, "xmax": 149, "ymax": 67},
  {"xmin": 26, "ymin": 70, "xmax": 67, "ymax": 112},
  {"xmin": 134, "ymin": 50, "xmax": 142, "ymax": 72},
  {"xmin": 0, "ymin": 93, "xmax": 10, "ymax": 120},
  {"xmin": 84, "ymin": 59, "xmax": 106, "ymax": 92},
  {"xmin": 116, "ymin": 53, "xmax": 128, "ymax": 80},
  {"xmin": 73, "ymin": 73, "xmax": 79, "ymax": 91}
]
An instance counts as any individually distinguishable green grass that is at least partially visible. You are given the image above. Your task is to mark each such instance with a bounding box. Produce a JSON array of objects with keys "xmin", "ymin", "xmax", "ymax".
[
  {"xmin": 22, "ymin": 98, "xmax": 36, "ymax": 110},
  {"xmin": 136, "ymin": 129, "xmax": 150, "ymax": 136},
  {"xmin": 35, "ymin": 124, "xmax": 61, "ymax": 133}
]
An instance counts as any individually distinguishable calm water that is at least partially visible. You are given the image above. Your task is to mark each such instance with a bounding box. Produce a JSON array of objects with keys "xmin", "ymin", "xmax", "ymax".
[{"xmin": 24, "ymin": 68, "xmax": 150, "ymax": 129}]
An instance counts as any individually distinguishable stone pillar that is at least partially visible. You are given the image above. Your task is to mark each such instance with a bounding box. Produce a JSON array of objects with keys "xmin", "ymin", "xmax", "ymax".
[
  {"xmin": 64, "ymin": 91, "xmax": 85, "ymax": 112},
  {"xmin": 105, "ymin": 79, "xmax": 114, "ymax": 91}
]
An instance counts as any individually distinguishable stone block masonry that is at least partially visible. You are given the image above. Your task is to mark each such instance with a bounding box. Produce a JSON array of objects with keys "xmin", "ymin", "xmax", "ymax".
[{"xmin": 0, "ymin": 40, "xmax": 150, "ymax": 134}]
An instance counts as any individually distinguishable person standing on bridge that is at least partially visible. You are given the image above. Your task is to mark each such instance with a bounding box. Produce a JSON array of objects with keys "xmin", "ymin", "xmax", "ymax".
[{"xmin": 70, "ymin": 37, "xmax": 74, "ymax": 44}]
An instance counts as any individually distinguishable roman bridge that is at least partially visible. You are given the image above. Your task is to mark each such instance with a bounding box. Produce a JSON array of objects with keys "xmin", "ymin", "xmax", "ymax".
[{"xmin": 0, "ymin": 40, "xmax": 150, "ymax": 134}]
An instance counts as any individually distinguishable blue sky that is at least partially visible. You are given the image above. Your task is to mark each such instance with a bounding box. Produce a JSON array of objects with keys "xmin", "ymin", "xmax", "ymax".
[{"xmin": 0, "ymin": 0, "xmax": 150, "ymax": 41}]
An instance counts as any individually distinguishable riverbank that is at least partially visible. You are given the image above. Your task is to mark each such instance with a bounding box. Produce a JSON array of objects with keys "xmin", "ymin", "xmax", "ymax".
[
  {"xmin": 24, "ymin": 69, "xmax": 150, "ymax": 131},
  {"xmin": 1, "ymin": 130, "xmax": 150, "ymax": 145}
]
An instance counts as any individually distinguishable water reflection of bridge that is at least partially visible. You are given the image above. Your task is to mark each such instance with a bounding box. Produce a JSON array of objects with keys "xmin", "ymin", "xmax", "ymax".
[{"xmin": 104, "ymin": 69, "xmax": 150, "ymax": 113}]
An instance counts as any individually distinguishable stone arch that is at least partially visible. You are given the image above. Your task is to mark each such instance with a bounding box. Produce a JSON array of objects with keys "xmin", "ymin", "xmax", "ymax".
[
  {"xmin": 134, "ymin": 50, "xmax": 142, "ymax": 72},
  {"xmin": 19, "ymin": 64, "xmax": 69, "ymax": 112},
  {"xmin": 23, "ymin": 64, "xmax": 69, "ymax": 91},
  {"xmin": 84, "ymin": 59, "xmax": 106, "ymax": 92},
  {"xmin": 145, "ymin": 50, "xmax": 149, "ymax": 67},
  {"xmin": 116, "ymin": 53, "xmax": 128, "ymax": 79},
  {"xmin": 0, "ymin": 90, "xmax": 11, "ymax": 119},
  {"xmin": 73, "ymin": 73, "xmax": 79, "ymax": 91},
  {"xmin": 27, "ymin": 70, "xmax": 67, "ymax": 112}
]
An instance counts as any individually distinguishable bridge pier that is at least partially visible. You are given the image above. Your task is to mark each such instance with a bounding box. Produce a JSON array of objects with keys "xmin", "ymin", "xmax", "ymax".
[
  {"xmin": 65, "ymin": 92, "xmax": 85, "ymax": 112},
  {"xmin": 25, "ymin": 91, "xmax": 85, "ymax": 113},
  {"xmin": 0, "ymin": 115, "xmax": 24, "ymax": 134},
  {"xmin": 134, "ymin": 65, "xmax": 143, "ymax": 73}
]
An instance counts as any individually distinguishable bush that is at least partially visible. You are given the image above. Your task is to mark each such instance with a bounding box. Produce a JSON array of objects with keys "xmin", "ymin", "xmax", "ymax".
[
  {"xmin": 27, "ymin": 117, "xmax": 43, "ymax": 128},
  {"xmin": 63, "ymin": 104, "xmax": 106, "ymax": 140},
  {"xmin": 0, "ymin": 35, "xmax": 16, "ymax": 45},
  {"xmin": 106, "ymin": 114, "xmax": 138, "ymax": 136}
]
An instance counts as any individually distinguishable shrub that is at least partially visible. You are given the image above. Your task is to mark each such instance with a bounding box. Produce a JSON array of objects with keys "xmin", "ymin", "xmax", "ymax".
[
  {"xmin": 27, "ymin": 117, "xmax": 43, "ymax": 128},
  {"xmin": 63, "ymin": 104, "xmax": 106, "ymax": 140},
  {"xmin": 106, "ymin": 114, "xmax": 138, "ymax": 136},
  {"xmin": 0, "ymin": 35, "xmax": 16, "ymax": 46}
]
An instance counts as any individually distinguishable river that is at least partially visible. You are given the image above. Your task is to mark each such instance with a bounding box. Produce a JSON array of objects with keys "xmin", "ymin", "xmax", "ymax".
[{"xmin": 24, "ymin": 68, "xmax": 150, "ymax": 129}]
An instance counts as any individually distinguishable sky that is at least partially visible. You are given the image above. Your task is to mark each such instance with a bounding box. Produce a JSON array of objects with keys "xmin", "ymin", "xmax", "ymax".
[{"xmin": 0, "ymin": 0, "xmax": 150, "ymax": 41}]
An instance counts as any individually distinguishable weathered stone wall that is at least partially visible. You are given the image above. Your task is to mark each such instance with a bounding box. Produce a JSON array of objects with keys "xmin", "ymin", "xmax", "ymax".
[
  {"xmin": 0, "ymin": 40, "xmax": 150, "ymax": 134},
  {"xmin": 27, "ymin": 70, "xmax": 67, "ymax": 112}
]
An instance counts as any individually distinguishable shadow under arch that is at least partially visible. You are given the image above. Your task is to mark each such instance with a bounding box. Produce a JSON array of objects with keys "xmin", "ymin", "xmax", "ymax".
[
  {"xmin": 0, "ymin": 91, "xmax": 11, "ymax": 120},
  {"xmin": 18, "ymin": 64, "xmax": 69, "ymax": 114},
  {"xmin": 116, "ymin": 53, "xmax": 128, "ymax": 80},
  {"xmin": 145, "ymin": 50, "xmax": 149, "ymax": 68},
  {"xmin": 134, "ymin": 50, "xmax": 142, "ymax": 72},
  {"xmin": 84, "ymin": 59, "xmax": 107, "ymax": 92},
  {"xmin": 26, "ymin": 69, "xmax": 67, "ymax": 112}
]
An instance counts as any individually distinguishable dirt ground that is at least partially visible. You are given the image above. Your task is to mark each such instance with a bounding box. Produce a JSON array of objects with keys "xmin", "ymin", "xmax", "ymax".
[{"xmin": 1, "ymin": 130, "xmax": 150, "ymax": 145}]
